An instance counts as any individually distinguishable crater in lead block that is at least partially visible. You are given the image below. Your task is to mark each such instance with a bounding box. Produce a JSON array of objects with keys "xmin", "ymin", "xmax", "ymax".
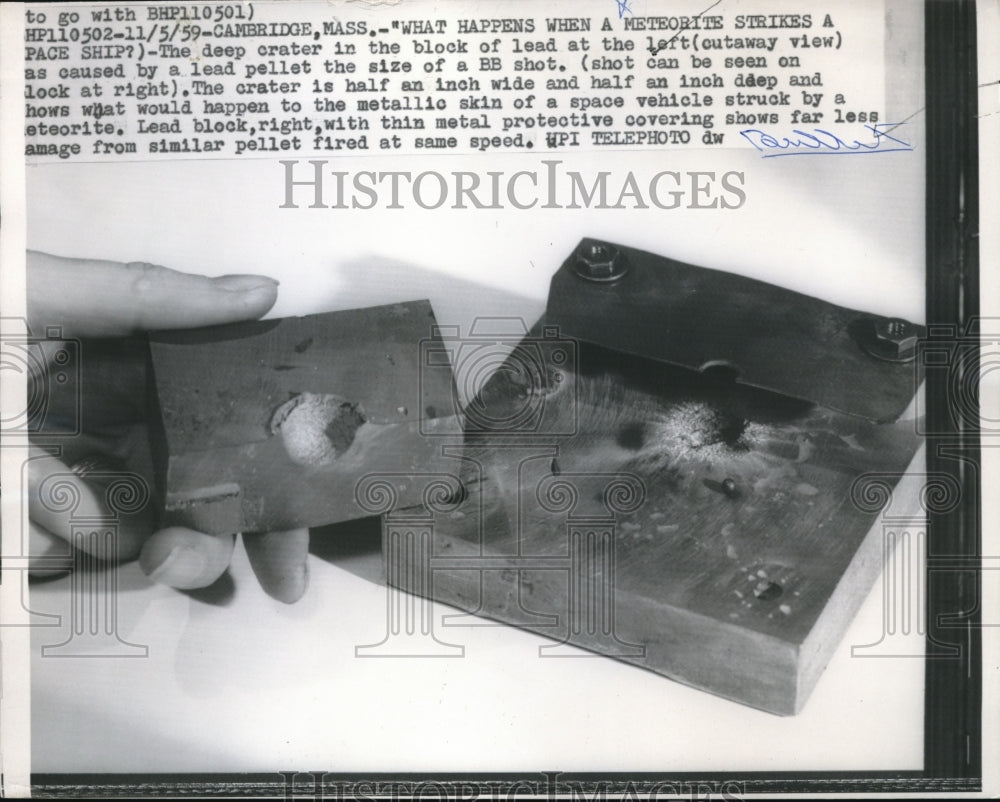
[{"xmin": 269, "ymin": 393, "xmax": 367, "ymax": 466}]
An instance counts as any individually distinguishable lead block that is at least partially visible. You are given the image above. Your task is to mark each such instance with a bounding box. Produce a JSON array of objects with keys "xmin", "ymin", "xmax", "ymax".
[
  {"xmin": 148, "ymin": 300, "xmax": 461, "ymax": 535},
  {"xmin": 376, "ymin": 241, "xmax": 926, "ymax": 715}
]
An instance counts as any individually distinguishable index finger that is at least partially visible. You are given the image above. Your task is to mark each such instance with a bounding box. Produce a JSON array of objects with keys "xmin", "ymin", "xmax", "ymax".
[{"xmin": 27, "ymin": 251, "xmax": 279, "ymax": 337}]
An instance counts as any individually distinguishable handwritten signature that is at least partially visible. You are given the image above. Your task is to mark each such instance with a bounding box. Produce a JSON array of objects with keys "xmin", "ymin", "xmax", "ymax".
[{"xmin": 739, "ymin": 124, "xmax": 914, "ymax": 157}]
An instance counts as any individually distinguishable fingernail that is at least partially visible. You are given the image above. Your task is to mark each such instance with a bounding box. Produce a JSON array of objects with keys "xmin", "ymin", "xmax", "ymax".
[
  {"xmin": 213, "ymin": 274, "xmax": 280, "ymax": 292},
  {"xmin": 143, "ymin": 546, "xmax": 208, "ymax": 590},
  {"xmin": 263, "ymin": 561, "xmax": 308, "ymax": 605}
]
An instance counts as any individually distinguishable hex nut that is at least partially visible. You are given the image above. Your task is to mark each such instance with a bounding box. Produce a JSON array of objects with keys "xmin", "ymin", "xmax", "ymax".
[
  {"xmin": 869, "ymin": 317, "xmax": 918, "ymax": 361},
  {"xmin": 573, "ymin": 241, "xmax": 628, "ymax": 282}
]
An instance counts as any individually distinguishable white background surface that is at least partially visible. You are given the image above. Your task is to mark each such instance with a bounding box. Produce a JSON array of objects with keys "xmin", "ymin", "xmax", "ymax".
[{"xmin": 31, "ymin": 524, "xmax": 924, "ymax": 773}]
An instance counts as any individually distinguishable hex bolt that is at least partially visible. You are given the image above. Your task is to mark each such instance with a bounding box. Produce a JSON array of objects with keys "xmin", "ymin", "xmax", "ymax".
[
  {"xmin": 860, "ymin": 316, "xmax": 919, "ymax": 362},
  {"xmin": 573, "ymin": 240, "xmax": 628, "ymax": 283}
]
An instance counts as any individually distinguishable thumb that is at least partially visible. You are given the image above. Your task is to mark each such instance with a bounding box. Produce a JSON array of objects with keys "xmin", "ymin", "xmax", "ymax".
[{"xmin": 27, "ymin": 251, "xmax": 278, "ymax": 337}]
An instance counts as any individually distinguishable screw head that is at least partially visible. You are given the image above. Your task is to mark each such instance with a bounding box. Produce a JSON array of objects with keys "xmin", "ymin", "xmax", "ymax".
[
  {"xmin": 863, "ymin": 317, "xmax": 918, "ymax": 362},
  {"xmin": 573, "ymin": 241, "xmax": 628, "ymax": 283}
]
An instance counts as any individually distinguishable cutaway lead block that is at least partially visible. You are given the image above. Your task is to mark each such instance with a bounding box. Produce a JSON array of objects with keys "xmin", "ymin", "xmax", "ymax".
[{"xmin": 148, "ymin": 300, "xmax": 461, "ymax": 535}]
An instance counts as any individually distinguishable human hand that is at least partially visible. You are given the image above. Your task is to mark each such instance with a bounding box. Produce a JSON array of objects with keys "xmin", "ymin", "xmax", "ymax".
[{"xmin": 25, "ymin": 250, "xmax": 311, "ymax": 602}]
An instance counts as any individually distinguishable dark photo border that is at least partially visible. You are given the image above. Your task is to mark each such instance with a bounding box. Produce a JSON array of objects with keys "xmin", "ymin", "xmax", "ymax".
[{"xmin": 28, "ymin": 0, "xmax": 983, "ymax": 796}]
